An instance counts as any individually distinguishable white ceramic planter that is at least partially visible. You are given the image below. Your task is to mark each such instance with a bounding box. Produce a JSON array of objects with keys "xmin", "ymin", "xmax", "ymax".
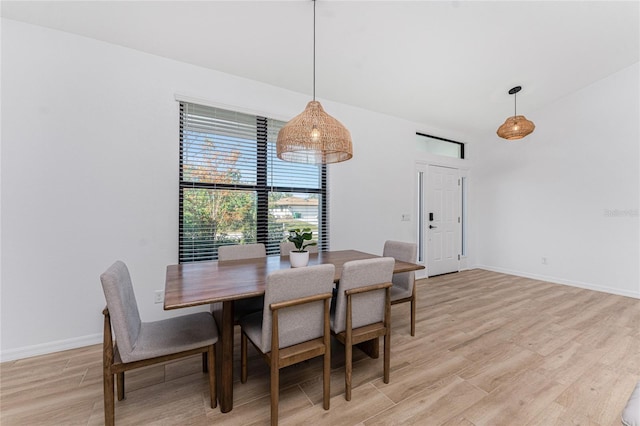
[{"xmin": 289, "ymin": 250, "xmax": 310, "ymax": 268}]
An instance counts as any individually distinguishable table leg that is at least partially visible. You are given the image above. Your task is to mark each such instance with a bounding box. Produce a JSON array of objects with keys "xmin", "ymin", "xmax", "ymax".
[{"xmin": 212, "ymin": 301, "xmax": 234, "ymax": 413}]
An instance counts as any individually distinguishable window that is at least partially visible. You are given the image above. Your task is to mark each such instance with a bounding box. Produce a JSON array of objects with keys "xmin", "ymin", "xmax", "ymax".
[
  {"xmin": 416, "ymin": 132, "xmax": 465, "ymax": 159},
  {"xmin": 179, "ymin": 102, "xmax": 328, "ymax": 262}
]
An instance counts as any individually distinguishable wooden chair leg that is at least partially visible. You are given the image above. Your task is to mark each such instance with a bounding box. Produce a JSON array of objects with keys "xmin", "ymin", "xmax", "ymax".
[
  {"xmin": 116, "ymin": 372, "xmax": 125, "ymax": 401},
  {"xmin": 103, "ymin": 370, "xmax": 115, "ymax": 426},
  {"xmin": 323, "ymin": 348, "xmax": 330, "ymax": 410},
  {"xmin": 385, "ymin": 286, "xmax": 391, "ymax": 383},
  {"xmin": 103, "ymin": 308, "xmax": 116, "ymax": 425},
  {"xmin": 383, "ymin": 332, "xmax": 390, "ymax": 384},
  {"xmin": 241, "ymin": 332, "xmax": 248, "ymax": 384},
  {"xmin": 323, "ymin": 298, "xmax": 331, "ymax": 410},
  {"xmin": 410, "ymin": 296, "xmax": 416, "ymax": 337},
  {"xmin": 270, "ymin": 365, "xmax": 279, "ymax": 426},
  {"xmin": 208, "ymin": 346, "xmax": 217, "ymax": 408},
  {"xmin": 345, "ymin": 338, "xmax": 352, "ymax": 401},
  {"xmin": 345, "ymin": 294, "xmax": 353, "ymax": 402}
]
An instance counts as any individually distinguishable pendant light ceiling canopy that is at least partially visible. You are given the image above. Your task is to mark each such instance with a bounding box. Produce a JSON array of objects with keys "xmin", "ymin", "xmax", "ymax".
[
  {"xmin": 276, "ymin": 0, "xmax": 353, "ymax": 164},
  {"xmin": 497, "ymin": 86, "xmax": 535, "ymax": 140}
]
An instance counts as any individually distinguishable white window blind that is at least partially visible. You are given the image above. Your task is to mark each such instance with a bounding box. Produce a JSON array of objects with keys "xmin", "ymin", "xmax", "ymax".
[{"xmin": 179, "ymin": 102, "xmax": 328, "ymax": 262}]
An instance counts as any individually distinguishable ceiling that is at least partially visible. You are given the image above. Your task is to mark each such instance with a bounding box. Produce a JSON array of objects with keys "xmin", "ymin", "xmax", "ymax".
[{"xmin": 2, "ymin": 1, "xmax": 639, "ymax": 137}]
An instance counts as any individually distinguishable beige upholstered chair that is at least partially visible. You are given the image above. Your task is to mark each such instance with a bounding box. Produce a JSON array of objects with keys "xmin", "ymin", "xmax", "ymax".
[
  {"xmin": 279, "ymin": 241, "xmax": 319, "ymax": 256},
  {"xmin": 218, "ymin": 242, "xmax": 266, "ymax": 261},
  {"xmin": 383, "ymin": 240, "xmax": 418, "ymax": 336},
  {"xmin": 240, "ymin": 264, "xmax": 334, "ymax": 426},
  {"xmin": 331, "ymin": 257, "xmax": 394, "ymax": 401},
  {"xmin": 216, "ymin": 243, "xmax": 267, "ymax": 322},
  {"xmin": 100, "ymin": 261, "xmax": 218, "ymax": 426}
]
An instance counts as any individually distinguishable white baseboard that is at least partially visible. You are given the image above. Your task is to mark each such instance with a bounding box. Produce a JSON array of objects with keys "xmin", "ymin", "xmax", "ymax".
[
  {"xmin": 0, "ymin": 333, "xmax": 102, "ymax": 363},
  {"xmin": 474, "ymin": 264, "xmax": 640, "ymax": 300}
]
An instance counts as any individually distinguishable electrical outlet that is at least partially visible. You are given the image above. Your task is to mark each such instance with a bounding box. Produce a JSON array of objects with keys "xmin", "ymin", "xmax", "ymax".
[
  {"xmin": 541, "ymin": 257, "xmax": 547, "ymax": 265},
  {"xmin": 154, "ymin": 290, "xmax": 164, "ymax": 304},
  {"xmin": 401, "ymin": 214, "xmax": 411, "ymax": 222}
]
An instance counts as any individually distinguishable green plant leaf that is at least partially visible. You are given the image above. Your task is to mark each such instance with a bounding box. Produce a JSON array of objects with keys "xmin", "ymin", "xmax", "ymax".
[{"xmin": 286, "ymin": 228, "xmax": 316, "ymax": 251}]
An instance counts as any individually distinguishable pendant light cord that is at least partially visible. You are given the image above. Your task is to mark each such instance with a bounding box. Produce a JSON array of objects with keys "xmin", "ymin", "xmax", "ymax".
[
  {"xmin": 513, "ymin": 91, "xmax": 517, "ymax": 117},
  {"xmin": 313, "ymin": 0, "xmax": 316, "ymax": 101}
]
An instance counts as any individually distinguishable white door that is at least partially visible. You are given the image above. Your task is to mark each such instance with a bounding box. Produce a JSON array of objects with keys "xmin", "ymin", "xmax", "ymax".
[{"xmin": 426, "ymin": 165, "xmax": 460, "ymax": 276}]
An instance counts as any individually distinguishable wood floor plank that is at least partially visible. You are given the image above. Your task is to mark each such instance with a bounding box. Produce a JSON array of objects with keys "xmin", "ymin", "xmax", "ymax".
[
  {"xmin": 282, "ymin": 383, "xmax": 394, "ymax": 426},
  {"xmin": 2, "ymin": 269, "xmax": 638, "ymax": 425},
  {"xmin": 459, "ymin": 345, "xmax": 544, "ymax": 393},
  {"xmin": 551, "ymin": 344, "xmax": 623, "ymax": 392},
  {"xmin": 371, "ymin": 352, "xmax": 469, "ymax": 403},
  {"xmin": 598, "ymin": 334, "xmax": 640, "ymax": 374},
  {"xmin": 364, "ymin": 375, "xmax": 486, "ymax": 425},
  {"xmin": 208, "ymin": 384, "xmax": 313, "ymax": 426},
  {"xmin": 553, "ymin": 363, "xmax": 639, "ymax": 426},
  {"xmin": 524, "ymin": 401, "xmax": 567, "ymax": 426},
  {"xmin": 460, "ymin": 369, "xmax": 567, "ymax": 426}
]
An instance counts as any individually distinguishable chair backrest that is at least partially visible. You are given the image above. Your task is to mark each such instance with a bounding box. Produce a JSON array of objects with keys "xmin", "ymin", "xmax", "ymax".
[
  {"xmin": 279, "ymin": 241, "xmax": 319, "ymax": 256},
  {"xmin": 383, "ymin": 240, "xmax": 417, "ymax": 294},
  {"xmin": 218, "ymin": 243, "xmax": 266, "ymax": 261},
  {"xmin": 258, "ymin": 264, "xmax": 335, "ymax": 353},
  {"xmin": 100, "ymin": 261, "xmax": 142, "ymax": 359},
  {"xmin": 332, "ymin": 257, "xmax": 395, "ymax": 333}
]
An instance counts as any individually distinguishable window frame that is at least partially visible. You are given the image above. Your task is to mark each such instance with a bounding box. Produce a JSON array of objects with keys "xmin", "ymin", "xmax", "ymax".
[
  {"xmin": 416, "ymin": 132, "xmax": 465, "ymax": 159},
  {"xmin": 178, "ymin": 102, "xmax": 328, "ymax": 262}
]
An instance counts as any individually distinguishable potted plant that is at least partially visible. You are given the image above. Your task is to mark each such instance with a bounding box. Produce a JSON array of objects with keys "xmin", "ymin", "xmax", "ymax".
[{"xmin": 287, "ymin": 228, "xmax": 317, "ymax": 268}]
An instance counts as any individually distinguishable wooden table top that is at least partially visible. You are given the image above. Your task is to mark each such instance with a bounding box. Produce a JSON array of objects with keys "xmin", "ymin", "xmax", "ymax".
[{"xmin": 164, "ymin": 249, "xmax": 424, "ymax": 310}]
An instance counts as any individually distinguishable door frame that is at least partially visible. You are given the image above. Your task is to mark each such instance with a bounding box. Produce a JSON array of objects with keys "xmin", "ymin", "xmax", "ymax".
[{"xmin": 415, "ymin": 160, "xmax": 469, "ymax": 279}]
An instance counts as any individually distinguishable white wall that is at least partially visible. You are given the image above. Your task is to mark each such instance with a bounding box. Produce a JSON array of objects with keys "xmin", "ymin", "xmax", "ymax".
[
  {"xmin": 473, "ymin": 62, "xmax": 639, "ymax": 298},
  {"xmin": 1, "ymin": 19, "xmax": 441, "ymax": 360},
  {"xmin": 3, "ymin": 18, "xmax": 636, "ymax": 362}
]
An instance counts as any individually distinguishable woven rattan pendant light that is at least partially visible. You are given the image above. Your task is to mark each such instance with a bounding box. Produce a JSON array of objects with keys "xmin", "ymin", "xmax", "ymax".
[
  {"xmin": 277, "ymin": 0, "xmax": 353, "ymax": 164},
  {"xmin": 497, "ymin": 86, "xmax": 535, "ymax": 140}
]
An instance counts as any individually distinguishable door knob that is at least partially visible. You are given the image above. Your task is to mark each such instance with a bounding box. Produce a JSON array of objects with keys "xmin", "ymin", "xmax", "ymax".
[{"xmin": 429, "ymin": 225, "xmax": 437, "ymax": 229}]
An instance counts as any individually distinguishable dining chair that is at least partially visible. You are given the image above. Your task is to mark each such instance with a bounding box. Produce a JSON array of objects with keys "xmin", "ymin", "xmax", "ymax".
[
  {"xmin": 218, "ymin": 242, "xmax": 266, "ymax": 261},
  {"xmin": 100, "ymin": 261, "xmax": 218, "ymax": 426},
  {"xmin": 239, "ymin": 264, "xmax": 334, "ymax": 426},
  {"xmin": 383, "ymin": 240, "xmax": 418, "ymax": 336},
  {"xmin": 331, "ymin": 257, "xmax": 394, "ymax": 401},
  {"xmin": 216, "ymin": 242, "xmax": 267, "ymax": 322},
  {"xmin": 279, "ymin": 240, "xmax": 319, "ymax": 256}
]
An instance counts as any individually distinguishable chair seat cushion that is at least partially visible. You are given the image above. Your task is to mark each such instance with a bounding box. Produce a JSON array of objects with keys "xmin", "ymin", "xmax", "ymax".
[
  {"xmin": 390, "ymin": 284, "xmax": 412, "ymax": 301},
  {"xmin": 123, "ymin": 312, "xmax": 218, "ymax": 363},
  {"xmin": 622, "ymin": 381, "xmax": 640, "ymax": 426}
]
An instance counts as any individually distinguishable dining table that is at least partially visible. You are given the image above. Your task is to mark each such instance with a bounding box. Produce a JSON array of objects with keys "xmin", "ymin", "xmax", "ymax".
[{"xmin": 164, "ymin": 249, "xmax": 424, "ymax": 413}]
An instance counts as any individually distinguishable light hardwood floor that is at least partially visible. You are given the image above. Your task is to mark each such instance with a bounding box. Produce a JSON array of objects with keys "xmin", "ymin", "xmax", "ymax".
[{"xmin": 1, "ymin": 269, "xmax": 638, "ymax": 425}]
